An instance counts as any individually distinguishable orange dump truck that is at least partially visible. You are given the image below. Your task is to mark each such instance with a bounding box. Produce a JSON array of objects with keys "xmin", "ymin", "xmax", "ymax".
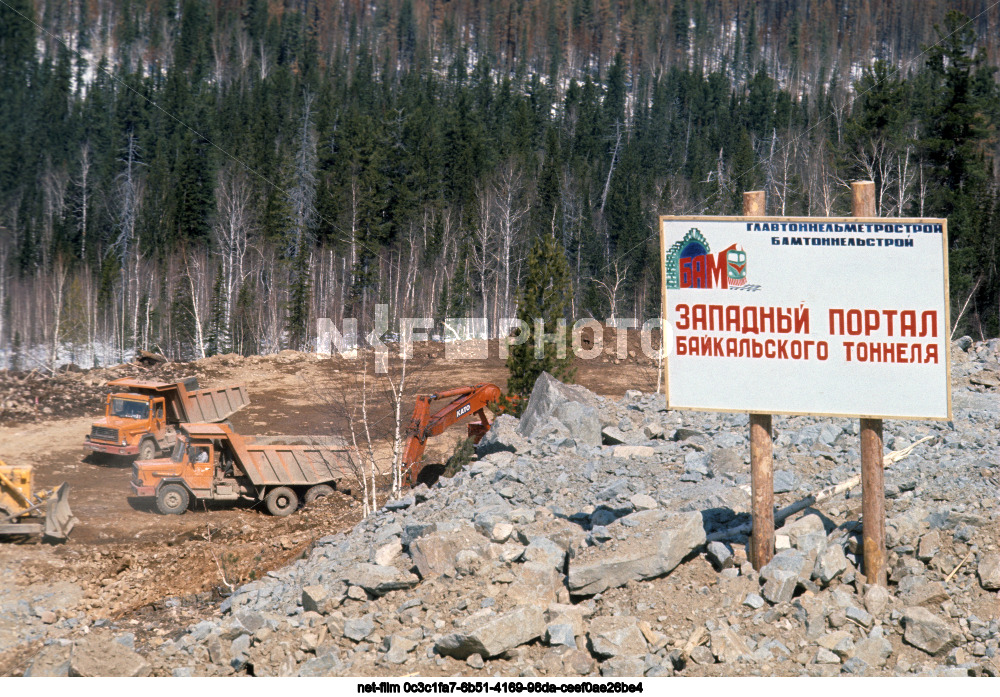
[
  {"xmin": 130, "ymin": 423, "xmax": 354, "ymax": 516},
  {"xmin": 85, "ymin": 377, "xmax": 249, "ymax": 460}
]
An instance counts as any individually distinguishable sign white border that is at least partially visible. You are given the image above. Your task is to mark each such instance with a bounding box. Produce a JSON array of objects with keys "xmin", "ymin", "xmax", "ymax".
[{"xmin": 659, "ymin": 216, "xmax": 952, "ymax": 420}]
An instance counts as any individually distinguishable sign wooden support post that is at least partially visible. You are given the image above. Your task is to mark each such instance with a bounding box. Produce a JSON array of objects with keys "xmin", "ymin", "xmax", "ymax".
[
  {"xmin": 852, "ymin": 180, "xmax": 888, "ymax": 586},
  {"xmin": 743, "ymin": 190, "xmax": 774, "ymax": 571}
]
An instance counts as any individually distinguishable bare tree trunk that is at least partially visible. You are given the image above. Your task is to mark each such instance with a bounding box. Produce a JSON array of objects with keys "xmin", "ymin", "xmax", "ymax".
[
  {"xmin": 185, "ymin": 253, "xmax": 208, "ymax": 359},
  {"xmin": 49, "ymin": 256, "xmax": 68, "ymax": 372}
]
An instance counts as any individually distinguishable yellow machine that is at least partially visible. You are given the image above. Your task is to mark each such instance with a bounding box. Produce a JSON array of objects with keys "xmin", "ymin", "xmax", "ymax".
[{"xmin": 0, "ymin": 461, "xmax": 76, "ymax": 540}]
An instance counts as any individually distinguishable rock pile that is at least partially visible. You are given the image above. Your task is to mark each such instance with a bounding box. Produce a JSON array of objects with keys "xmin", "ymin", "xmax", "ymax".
[{"xmin": 22, "ymin": 340, "xmax": 1000, "ymax": 677}]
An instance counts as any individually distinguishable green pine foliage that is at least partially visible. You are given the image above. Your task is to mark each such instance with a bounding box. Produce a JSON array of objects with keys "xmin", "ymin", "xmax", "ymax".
[
  {"xmin": 506, "ymin": 234, "xmax": 575, "ymax": 398},
  {"xmin": 2, "ymin": 3, "xmax": 1000, "ymax": 360}
]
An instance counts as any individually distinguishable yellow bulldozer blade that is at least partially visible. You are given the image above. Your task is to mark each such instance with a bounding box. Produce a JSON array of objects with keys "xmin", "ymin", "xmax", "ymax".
[{"xmin": 43, "ymin": 483, "xmax": 77, "ymax": 540}]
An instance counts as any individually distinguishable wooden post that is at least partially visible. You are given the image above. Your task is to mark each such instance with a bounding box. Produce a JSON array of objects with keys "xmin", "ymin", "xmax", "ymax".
[
  {"xmin": 744, "ymin": 191, "xmax": 774, "ymax": 570},
  {"xmin": 852, "ymin": 181, "xmax": 887, "ymax": 586}
]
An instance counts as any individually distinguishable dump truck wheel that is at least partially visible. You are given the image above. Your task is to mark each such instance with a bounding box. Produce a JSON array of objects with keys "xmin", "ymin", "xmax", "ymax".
[
  {"xmin": 265, "ymin": 487, "xmax": 298, "ymax": 516},
  {"xmin": 156, "ymin": 484, "xmax": 189, "ymax": 515},
  {"xmin": 138, "ymin": 439, "xmax": 156, "ymax": 461},
  {"xmin": 304, "ymin": 484, "xmax": 334, "ymax": 504}
]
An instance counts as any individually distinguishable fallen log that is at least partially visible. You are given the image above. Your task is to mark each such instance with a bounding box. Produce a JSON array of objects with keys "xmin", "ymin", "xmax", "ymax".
[{"xmin": 708, "ymin": 436, "xmax": 934, "ymax": 543}]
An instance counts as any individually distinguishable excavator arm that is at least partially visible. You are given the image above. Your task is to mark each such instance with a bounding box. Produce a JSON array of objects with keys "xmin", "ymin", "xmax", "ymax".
[{"xmin": 402, "ymin": 383, "xmax": 503, "ymax": 486}]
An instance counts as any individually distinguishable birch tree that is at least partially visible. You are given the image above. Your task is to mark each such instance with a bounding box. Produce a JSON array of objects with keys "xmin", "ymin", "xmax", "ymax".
[{"xmin": 213, "ymin": 165, "xmax": 255, "ymax": 353}]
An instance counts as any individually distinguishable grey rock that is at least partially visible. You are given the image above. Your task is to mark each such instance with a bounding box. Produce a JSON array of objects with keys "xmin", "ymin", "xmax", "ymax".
[
  {"xmin": 917, "ymin": 531, "xmax": 941, "ymax": 562},
  {"xmin": 372, "ymin": 539, "xmax": 403, "ymax": 566},
  {"xmin": 762, "ymin": 569, "xmax": 798, "ymax": 604},
  {"xmin": 902, "ymin": 607, "xmax": 960, "ymax": 656},
  {"xmin": 817, "ymin": 630, "xmax": 854, "ymax": 659},
  {"xmin": 815, "ymin": 647, "xmax": 841, "ymax": 664},
  {"xmin": 301, "ymin": 585, "xmax": 331, "ymax": 614},
  {"xmin": 743, "ymin": 593, "xmax": 765, "ymax": 610},
  {"xmin": 813, "ymin": 544, "xmax": 848, "ymax": 585},
  {"xmin": 408, "ymin": 526, "xmax": 490, "ymax": 579},
  {"xmin": 298, "ymin": 652, "xmax": 343, "ymax": 676},
  {"xmin": 435, "ymin": 605, "xmax": 546, "ymax": 659},
  {"xmin": 773, "ymin": 470, "xmax": 798, "ymax": 493},
  {"xmin": 568, "ymin": 512, "xmax": 705, "ymax": 595},
  {"xmin": 70, "ymin": 635, "xmax": 151, "ymax": 677},
  {"xmin": 385, "ymin": 635, "xmax": 418, "ymax": 665},
  {"xmin": 707, "ymin": 541, "xmax": 734, "ymax": 570},
  {"xmin": 587, "ymin": 616, "xmax": 648, "ymax": 658},
  {"xmin": 977, "ymin": 553, "xmax": 1000, "ymax": 590},
  {"xmin": 602, "ymin": 427, "xmax": 630, "ymax": 445},
  {"xmin": 613, "ymin": 445, "xmax": 655, "ymax": 459},
  {"xmin": 689, "ymin": 645, "xmax": 715, "ymax": 665},
  {"xmin": 466, "ymin": 653, "xmax": 485, "ymax": 669},
  {"xmin": 760, "ymin": 548, "xmax": 808, "ymax": 583},
  {"xmin": 545, "ymin": 623, "xmax": 577, "ymax": 648},
  {"xmin": 523, "ymin": 537, "xmax": 568, "ymax": 572},
  {"xmin": 385, "ymin": 496, "xmax": 414, "ymax": 511},
  {"xmin": 342, "ymin": 563, "xmax": 419, "ymax": 596},
  {"xmin": 629, "ymin": 493, "xmax": 658, "ymax": 511},
  {"xmin": 642, "ymin": 423, "xmax": 665, "ymax": 440},
  {"xmin": 863, "ymin": 584, "xmax": 890, "ymax": 617},
  {"xmin": 709, "ymin": 627, "xmax": 750, "ymax": 663},
  {"xmin": 853, "ymin": 629, "xmax": 892, "ymax": 669},
  {"xmin": 600, "ymin": 656, "xmax": 646, "ymax": 677},
  {"xmin": 778, "ymin": 514, "xmax": 826, "ymax": 553},
  {"xmin": 898, "ymin": 579, "xmax": 949, "ymax": 608},
  {"xmin": 24, "ymin": 643, "xmax": 72, "ymax": 677},
  {"xmin": 518, "ymin": 373, "xmax": 602, "ymax": 446},
  {"xmin": 845, "ymin": 606, "xmax": 873, "ymax": 629},
  {"xmin": 476, "ymin": 414, "xmax": 528, "ymax": 456},
  {"xmin": 344, "ymin": 615, "xmax": 376, "ymax": 642}
]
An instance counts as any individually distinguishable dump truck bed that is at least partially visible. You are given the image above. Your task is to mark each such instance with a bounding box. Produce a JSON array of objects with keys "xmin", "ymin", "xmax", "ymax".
[
  {"xmin": 241, "ymin": 444, "xmax": 351, "ymax": 487},
  {"xmin": 106, "ymin": 378, "xmax": 249, "ymax": 422},
  {"xmin": 186, "ymin": 424, "xmax": 354, "ymax": 488},
  {"xmin": 180, "ymin": 383, "xmax": 249, "ymax": 422}
]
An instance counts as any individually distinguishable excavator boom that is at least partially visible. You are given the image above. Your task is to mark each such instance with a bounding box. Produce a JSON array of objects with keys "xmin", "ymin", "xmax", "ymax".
[{"xmin": 402, "ymin": 383, "xmax": 503, "ymax": 486}]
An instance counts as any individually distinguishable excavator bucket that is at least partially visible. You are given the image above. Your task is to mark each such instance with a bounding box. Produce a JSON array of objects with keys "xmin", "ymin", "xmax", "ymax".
[{"xmin": 43, "ymin": 483, "xmax": 77, "ymax": 540}]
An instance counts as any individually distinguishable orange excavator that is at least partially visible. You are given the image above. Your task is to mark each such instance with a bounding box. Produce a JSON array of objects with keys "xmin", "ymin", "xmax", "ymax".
[{"xmin": 401, "ymin": 383, "xmax": 504, "ymax": 486}]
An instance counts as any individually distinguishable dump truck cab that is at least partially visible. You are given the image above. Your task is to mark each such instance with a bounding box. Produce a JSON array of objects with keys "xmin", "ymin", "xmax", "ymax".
[
  {"xmin": 87, "ymin": 392, "xmax": 170, "ymax": 458},
  {"xmin": 131, "ymin": 425, "xmax": 235, "ymax": 514},
  {"xmin": 86, "ymin": 377, "xmax": 248, "ymax": 460}
]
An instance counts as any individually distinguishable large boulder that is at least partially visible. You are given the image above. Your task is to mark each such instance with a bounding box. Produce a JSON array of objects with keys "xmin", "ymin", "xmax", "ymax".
[
  {"xmin": 476, "ymin": 415, "xmax": 528, "ymax": 457},
  {"xmin": 69, "ymin": 635, "xmax": 151, "ymax": 677},
  {"xmin": 517, "ymin": 372, "xmax": 602, "ymax": 446},
  {"xmin": 902, "ymin": 607, "xmax": 960, "ymax": 656},
  {"xmin": 340, "ymin": 563, "xmax": 419, "ymax": 596},
  {"xmin": 435, "ymin": 605, "xmax": 546, "ymax": 659},
  {"xmin": 977, "ymin": 553, "xmax": 1000, "ymax": 590},
  {"xmin": 408, "ymin": 524, "xmax": 491, "ymax": 579},
  {"xmin": 568, "ymin": 511, "xmax": 705, "ymax": 595},
  {"xmin": 587, "ymin": 616, "xmax": 648, "ymax": 658}
]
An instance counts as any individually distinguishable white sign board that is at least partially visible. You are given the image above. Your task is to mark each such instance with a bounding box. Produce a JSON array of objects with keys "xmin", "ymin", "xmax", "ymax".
[{"xmin": 660, "ymin": 216, "xmax": 951, "ymax": 420}]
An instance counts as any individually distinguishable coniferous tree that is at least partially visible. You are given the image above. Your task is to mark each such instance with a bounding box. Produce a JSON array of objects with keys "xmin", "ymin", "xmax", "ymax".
[
  {"xmin": 506, "ymin": 233, "xmax": 574, "ymax": 397},
  {"xmin": 286, "ymin": 248, "xmax": 311, "ymax": 350}
]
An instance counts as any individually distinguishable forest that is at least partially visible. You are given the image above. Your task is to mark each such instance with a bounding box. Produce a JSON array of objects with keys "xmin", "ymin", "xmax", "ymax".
[{"xmin": 1, "ymin": 0, "xmax": 998, "ymax": 369}]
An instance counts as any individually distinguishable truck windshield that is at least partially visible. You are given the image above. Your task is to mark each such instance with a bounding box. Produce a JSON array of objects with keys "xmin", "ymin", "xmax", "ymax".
[
  {"xmin": 171, "ymin": 439, "xmax": 186, "ymax": 463},
  {"xmin": 111, "ymin": 398, "xmax": 149, "ymax": 420}
]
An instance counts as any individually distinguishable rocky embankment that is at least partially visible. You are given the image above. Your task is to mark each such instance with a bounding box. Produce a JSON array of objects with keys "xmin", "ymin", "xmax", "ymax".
[{"xmin": 20, "ymin": 339, "xmax": 1000, "ymax": 677}]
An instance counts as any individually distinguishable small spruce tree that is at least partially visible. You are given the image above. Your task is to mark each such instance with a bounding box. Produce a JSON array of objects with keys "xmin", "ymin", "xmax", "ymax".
[
  {"xmin": 286, "ymin": 248, "xmax": 311, "ymax": 350},
  {"xmin": 506, "ymin": 233, "xmax": 575, "ymax": 400}
]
